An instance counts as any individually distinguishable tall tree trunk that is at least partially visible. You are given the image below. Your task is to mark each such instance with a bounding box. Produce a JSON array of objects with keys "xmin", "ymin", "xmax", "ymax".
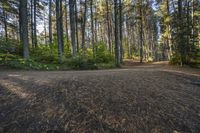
[
  {"xmin": 65, "ymin": 0, "xmax": 69, "ymax": 42},
  {"xmin": 81, "ymin": 0, "xmax": 87, "ymax": 49},
  {"xmin": 139, "ymin": 0, "xmax": 143, "ymax": 63},
  {"xmin": 44, "ymin": 12, "xmax": 47, "ymax": 45},
  {"xmin": 178, "ymin": 0, "xmax": 184, "ymax": 65},
  {"xmin": 33, "ymin": 0, "xmax": 37, "ymax": 47},
  {"xmin": 19, "ymin": 0, "xmax": 29, "ymax": 58},
  {"xmin": 2, "ymin": 7, "xmax": 8, "ymax": 40},
  {"xmin": 106, "ymin": 0, "xmax": 111, "ymax": 53},
  {"xmin": 90, "ymin": 0, "xmax": 95, "ymax": 57},
  {"xmin": 75, "ymin": 1, "xmax": 79, "ymax": 52},
  {"xmin": 56, "ymin": 0, "xmax": 64, "ymax": 61},
  {"xmin": 114, "ymin": 0, "xmax": 120, "ymax": 66},
  {"xmin": 69, "ymin": 0, "xmax": 77, "ymax": 56},
  {"xmin": 166, "ymin": 0, "xmax": 172, "ymax": 60},
  {"xmin": 49, "ymin": 0, "xmax": 52, "ymax": 45},
  {"xmin": 31, "ymin": 0, "xmax": 34, "ymax": 47},
  {"xmin": 119, "ymin": 0, "xmax": 123, "ymax": 62}
]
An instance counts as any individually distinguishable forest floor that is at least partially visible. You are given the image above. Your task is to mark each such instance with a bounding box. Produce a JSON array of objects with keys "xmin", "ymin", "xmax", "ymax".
[{"xmin": 0, "ymin": 61, "xmax": 200, "ymax": 133}]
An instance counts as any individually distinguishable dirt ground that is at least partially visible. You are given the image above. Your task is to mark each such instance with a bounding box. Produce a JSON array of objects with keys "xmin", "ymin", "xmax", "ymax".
[{"xmin": 0, "ymin": 62, "xmax": 200, "ymax": 133}]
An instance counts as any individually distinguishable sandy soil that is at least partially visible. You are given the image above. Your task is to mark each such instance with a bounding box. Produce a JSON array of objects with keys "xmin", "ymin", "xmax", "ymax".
[{"xmin": 0, "ymin": 62, "xmax": 200, "ymax": 133}]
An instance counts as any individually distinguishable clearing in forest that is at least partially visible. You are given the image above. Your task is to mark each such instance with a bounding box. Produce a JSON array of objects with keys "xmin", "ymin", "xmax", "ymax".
[{"xmin": 0, "ymin": 63, "xmax": 200, "ymax": 132}]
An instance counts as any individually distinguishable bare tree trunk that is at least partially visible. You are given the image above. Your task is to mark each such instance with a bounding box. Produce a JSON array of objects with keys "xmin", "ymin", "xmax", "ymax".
[
  {"xmin": 19, "ymin": 0, "xmax": 29, "ymax": 58},
  {"xmin": 33, "ymin": 0, "xmax": 37, "ymax": 47},
  {"xmin": 139, "ymin": 0, "xmax": 143, "ymax": 63},
  {"xmin": 90, "ymin": 0, "xmax": 95, "ymax": 57},
  {"xmin": 81, "ymin": 0, "xmax": 87, "ymax": 49},
  {"xmin": 2, "ymin": 7, "xmax": 8, "ymax": 40},
  {"xmin": 49, "ymin": 0, "xmax": 52, "ymax": 45},
  {"xmin": 119, "ymin": 0, "xmax": 123, "ymax": 62},
  {"xmin": 106, "ymin": 0, "xmax": 111, "ymax": 53},
  {"xmin": 114, "ymin": 0, "xmax": 120, "ymax": 66},
  {"xmin": 69, "ymin": 0, "xmax": 77, "ymax": 56},
  {"xmin": 75, "ymin": 1, "xmax": 79, "ymax": 52},
  {"xmin": 65, "ymin": 0, "xmax": 69, "ymax": 42},
  {"xmin": 31, "ymin": 0, "xmax": 34, "ymax": 47},
  {"xmin": 56, "ymin": 0, "xmax": 64, "ymax": 61}
]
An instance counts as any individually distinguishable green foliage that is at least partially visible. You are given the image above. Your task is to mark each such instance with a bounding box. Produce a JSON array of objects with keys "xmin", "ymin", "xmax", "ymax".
[
  {"xmin": 65, "ymin": 54, "xmax": 97, "ymax": 70},
  {"xmin": 170, "ymin": 53, "xmax": 181, "ymax": 65},
  {"xmin": 0, "ymin": 53, "xmax": 59, "ymax": 70},
  {"xmin": 0, "ymin": 38, "xmax": 20, "ymax": 54},
  {"xmin": 95, "ymin": 42, "xmax": 114, "ymax": 63},
  {"xmin": 31, "ymin": 43, "xmax": 71, "ymax": 64}
]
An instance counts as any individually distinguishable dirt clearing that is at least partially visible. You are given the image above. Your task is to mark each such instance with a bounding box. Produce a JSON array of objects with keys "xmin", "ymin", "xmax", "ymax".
[{"xmin": 0, "ymin": 63, "xmax": 200, "ymax": 133}]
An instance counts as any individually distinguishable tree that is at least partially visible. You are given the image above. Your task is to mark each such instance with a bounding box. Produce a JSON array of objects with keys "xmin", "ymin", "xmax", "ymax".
[
  {"xmin": 19, "ymin": 0, "xmax": 29, "ymax": 58},
  {"xmin": 56, "ymin": 0, "xmax": 64, "ymax": 61},
  {"xmin": 81, "ymin": 0, "xmax": 87, "ymax": 49},
  {"xmin": 49, "ymin": 0, "xmax": 52, "ymax": 45},
  {"xmin": 139, "ymin": 0, "xmax": 143, "ymax": 63},
  {"xmin": 114, "ymin": 0, "xmax": 121, "ymax": 66},
  {"xmin": 33, "ymin": 0, "xmax": 37, "ymax": 47},
  {"xmin": 69, "ymin": 0, "xmax": 77, "ymax": 56},
  {"xmin": 90, "ymin": 0, "xmax": 95, "ymax": 57}
]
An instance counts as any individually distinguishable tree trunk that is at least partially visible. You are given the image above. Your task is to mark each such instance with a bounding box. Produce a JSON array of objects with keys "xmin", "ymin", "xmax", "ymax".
[
  {"xmin": 75, "ymin": 1, "xmax": 79, "ymax": 52},
  {"xmin": 119, "ymin": 0, "xmax": 123, "ymax": 62},
  {"xmin": 114, "ymin": 0, "xmax": 120, "ymax": 66},
  {"xmin": 49, "ymin": 0, "xmax": 52, "ymax": 45},
  {"xmin": 90, "ymin": 0, "xmax": 95, "ymax": 57},
  {"xmin": 31, "ymin": 0, "xmax": 34, "ymax": 47},
  {"xmin": 56, "ymin": 0, "xmax": 64, "ymax": 61},
  {"xmin": 3, "ymin": 7, "xmax": 8, "ymax": 40},
  {"xmin": 19, "ymin": 0, "xmax": 29, "ymax": 58},
  {"xmin": 106, "ymin": 0, "xmax": 111, "ymax": 53},
  {"xmin": 139, "ymin": 0, "xmax": 143, "ymax": 63},
  {"xmin": 69, "ymin": 0, "xmax": 77, "ymax": 56},
  {"xmin": 65, "ymin": 0, "xmax": 69, "ymax": 42},
  {"xmin": 33, "ymin": 0, "xmax": 37, "ymax": 47},
  {"xmin": 81, "ymin": 0, "xmax": 87, "ymax": 49}
]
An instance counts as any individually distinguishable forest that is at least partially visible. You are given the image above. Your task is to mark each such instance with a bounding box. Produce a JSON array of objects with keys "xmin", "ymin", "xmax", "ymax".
[
  {"xmin": 0, "ymin": 0, "xmax": 199, "ymax": 69},
  {"xmin": 1, "ymin": 0, "xmax": 200, "ymax": 132}
]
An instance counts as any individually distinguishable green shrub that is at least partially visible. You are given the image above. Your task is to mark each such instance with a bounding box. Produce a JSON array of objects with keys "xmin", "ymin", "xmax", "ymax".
[
  {"xmin": 0, "ymin": 53, "xmax": 59, "ymax": 70},
  {"xmin": 31, "ymin": 43, "xmax": 72, "ymax": 64},
  {"xmin": 95, "ymin": 42, "xmax": 114, "ymax": 63},
  {"xmin": 0, "ymin": 38, "xmax": 20, "ymax": 54},
  {"xmin": 65, "ymin": 54, "xmax": 97, "ymax": 70}
]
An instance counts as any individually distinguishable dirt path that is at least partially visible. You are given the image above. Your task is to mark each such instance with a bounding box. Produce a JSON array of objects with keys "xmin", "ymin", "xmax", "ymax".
[{"xmin": 0, "ymin": 63, "xmax": 200, "ymax": 133}]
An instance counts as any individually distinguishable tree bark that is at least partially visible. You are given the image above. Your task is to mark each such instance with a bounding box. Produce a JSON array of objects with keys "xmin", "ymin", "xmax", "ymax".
[
  {"xmin": 65, "ymin": 0, "xmax": 69, "ymax": 42},
  {"xmin": 90, "ymin": 0, "xmax": 95, "ymax": 57},
  {"xmin": 106, "ymin": 0, "xmax": 111, "ymax": 53},
  {"xmin": 75, "ymin": 1, "xmax": 79, "ymax": 52},
  {"xmin": 114, "ymin": 0, "xmax": 120, "ymax": 66},
  {"xmin": 69, "ymin": 0, "xmax": 77, "ymax": 56},
  {"xmin": 19, "ymin": 0, "xmax": 29, "ymax": 58},
  {"xmin": 49, "ymin": 0, "xmax": 52, "ymax": 45},
  {"xmin": 2, "ymin": 7, "xmax": 8, "ymax": 40},
  {"xmin": 33, "ymin": 0, "xmax": 37, "ymax": 47},
  {"xmin": 81, "ymin": 0, "xmax": 87, "ymax": 49},
  {"xmin": 139, "ymin": 0, "xmax": 143, "ymax": 63},
  {"xmin": 56, "ymin": 0, "xmax": 64, "ymax": 61}
]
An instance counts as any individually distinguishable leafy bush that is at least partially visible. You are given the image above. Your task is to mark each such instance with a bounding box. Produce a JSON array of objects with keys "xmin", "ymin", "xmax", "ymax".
[
  {"xmin": 65, "ymin": 54, "xmax": 97, "ymax": 70},
  {"xmin": 31, "ymin": 43, "xmax": 71, "ymax": 64},
  {"xmin": 0, "ymin": 38, "xmax": 20, "ymax": 54},
  {"xmin": 0, "ymin": 53, "xmax": 59, "ymax": 70},
  {"xmin": 95, "ymin": 42, "xmax": 114, "ymax": 63}
]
